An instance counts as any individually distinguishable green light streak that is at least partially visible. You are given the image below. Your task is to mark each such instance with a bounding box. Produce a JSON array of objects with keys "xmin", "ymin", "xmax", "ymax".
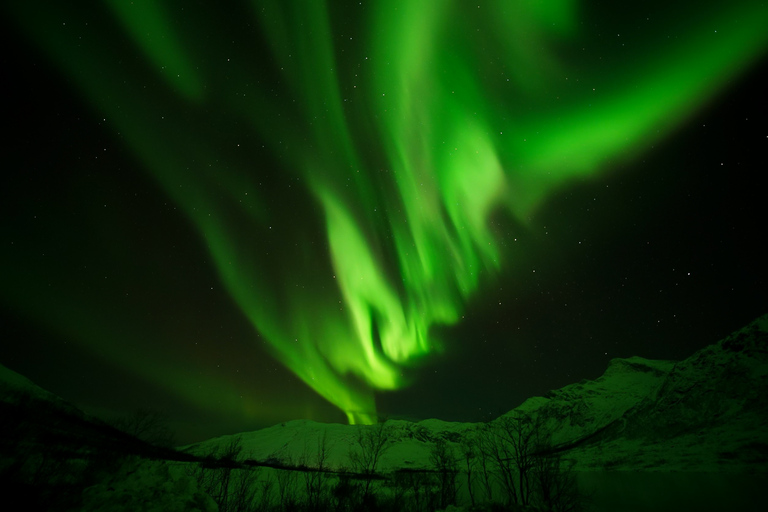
[
  {"xmin": 105, "ymin": 0, "xmax": 204, "ymax": 101},
  {"xmin": 5, "ymin": 1, "xmax": 767, "ymax": 424}
]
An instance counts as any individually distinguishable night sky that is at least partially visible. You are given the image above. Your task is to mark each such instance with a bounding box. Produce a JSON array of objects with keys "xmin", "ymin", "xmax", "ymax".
[{"xmin": 2, "ymin": 1, "xmax": 766, "ymax": 444}]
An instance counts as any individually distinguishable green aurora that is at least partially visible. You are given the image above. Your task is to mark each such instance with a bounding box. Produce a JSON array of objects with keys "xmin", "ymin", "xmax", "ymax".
[{"xmin": 4, "ymin": 0, "xmax": 768, "ymax": 425}]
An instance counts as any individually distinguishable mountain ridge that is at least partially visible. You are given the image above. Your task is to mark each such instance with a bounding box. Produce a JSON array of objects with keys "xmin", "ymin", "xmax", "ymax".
[
  {"xmin": 181, "ymin": 314, "xmax": 768, "ymax": 474},
  {"xmin": 2, "ymin": 314, "xmax": 766, "ymax": 474}
]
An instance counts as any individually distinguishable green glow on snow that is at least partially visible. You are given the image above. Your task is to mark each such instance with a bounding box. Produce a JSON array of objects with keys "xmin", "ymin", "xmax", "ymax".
[{"xmin": 5, "ymin": 0, "xmax": 767, "ymax": 424}]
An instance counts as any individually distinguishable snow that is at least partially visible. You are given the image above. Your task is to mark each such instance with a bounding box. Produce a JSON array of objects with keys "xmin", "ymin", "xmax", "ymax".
[
  {"xmin": 3, "ymin": 314, "xmax": 766, "ymax": 511},
  {"xmin": 0, "ymin": 362, "xmax": 60, "ymax": 403},
  {"xmin": 81, "ymin": 458, "xmax": 217, "ymax": 512},
  {"xmin": 180, "ymin": 315, "xmax": 768, "ymax": 478},
  {"xmin": 179, "ymin": 354, "xmax": 676, "ymax": 472}
]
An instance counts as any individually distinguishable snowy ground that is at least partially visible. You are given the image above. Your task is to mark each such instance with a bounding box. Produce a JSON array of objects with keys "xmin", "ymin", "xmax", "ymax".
[{"xmin": 2, "ymin": 315, "xmax": 766, "ymax": 510}]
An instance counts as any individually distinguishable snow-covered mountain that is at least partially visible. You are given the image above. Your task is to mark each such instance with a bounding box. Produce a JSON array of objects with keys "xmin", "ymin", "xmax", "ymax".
[
  {"xmin": 568, "ymin": 314, "xmax": 768, "ymax": 472},
  {"xmin": 2, "ymin": 314, "xmax": 766, "ymax": 511},
  {"xmin": 184, "ymin": 315, "xmax": 768, "ymax": 475},
  {"xmin": 0, "ymin": 359, "xmax": 81, "ymax": 411}
]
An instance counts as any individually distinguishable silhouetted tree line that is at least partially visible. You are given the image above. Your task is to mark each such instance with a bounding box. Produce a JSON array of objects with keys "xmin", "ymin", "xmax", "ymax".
[
  {"xmin": 1, "ymin": 387, "xmax": 586, "ymax": 512},
  {"xmin": 0, "ymin": 393, "xmax": 195, "ymax": 511},
  {"xmin": 188, "ymin": 411, "xmax": 587, "ymax": 512}
]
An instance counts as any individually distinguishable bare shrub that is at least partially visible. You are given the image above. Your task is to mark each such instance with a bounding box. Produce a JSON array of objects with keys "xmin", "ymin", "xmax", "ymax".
[
  {"xmin": 274, "ymin": 459, "xmax": 299, "ymax": 511},
  {"xmin": 459, "ymin": 430, "xmax": 479, "ymax": 507},
  {"xmin": 349, "ymin": 420, "xmax": 392, "ymax": 503},
  {"xmin": 532, "ymin": 453, "xmax": 584, "ymax": 512},
  {"xmin": 390, "ymin": 469, "xmax": 435, "ymax": 512},
  {"xmin": 331, "ymin": 469, "xmax": 362, "ymax": 512},
  {"xmin": 430, "ymin": 437, "xmax": 459, "ymax": 509},
  {"xmin": 474, "ymin": 411, "xmax": 587, "ymax": 512},
  {"xmin": 299, "ymin": 431, "xmax": 333, "ymax": 512},
  {"xmin": 188, "ymin": 436, "xmax": 263, "ymax": 512},
  {"xmin": 112, "ymin": 408, "xmax": 176, "ymax": 448}
]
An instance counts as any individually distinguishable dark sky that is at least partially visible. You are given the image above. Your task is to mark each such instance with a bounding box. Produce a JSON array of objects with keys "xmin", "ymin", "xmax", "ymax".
[{"xmin": 2, "ymin": 1, "xmax": 766, "ymax": 444}]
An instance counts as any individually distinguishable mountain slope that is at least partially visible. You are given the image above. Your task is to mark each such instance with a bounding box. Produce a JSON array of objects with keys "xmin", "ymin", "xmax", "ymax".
[
  {"xmin": 186, "ymin": 315, "xmax": 768, "ymax": 474},
  {"xmin": 509, "ymin": 356, "xmax": 675, "ymax": 449},
  {"xmin": 568, "ymin": 314, "xmax": 768, "ymax": 471}
]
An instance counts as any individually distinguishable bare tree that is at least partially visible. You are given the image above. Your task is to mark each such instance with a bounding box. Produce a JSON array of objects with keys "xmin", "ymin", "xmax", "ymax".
[
  {"xmin": 478, "ymin": 421, "xmax": 518, "ymax": 505},
  {"xmin": 331, "ymin": 467, "xmax": 361, "ymax": 512},
  {"xmin": 393, "ymin": 469, "xmax": 433, "ymax": 512},
  {"xmin": 112, "ymin": 407, "xmax": 175, "ymax": 447},
  {"xmin": 228, "ymin": 466, "xmax": 260, "ymax": 512},
  {"xmin": 473, "ymin": 425, "xmax": 495, "ymax": 503},
  {"xmin": 430, "ymin": 437, "xmax": 458, "ymax": 509},
  {"xmin": 495, "ymin": 412, "xmax": 541, "ymax": 506},
  {"xmin": 187, "ymin": 436, "xmax": 262, "ymax": 512},
  {"xmin": 256, "ymin": 477, "xmax": 274, "ymax": 512},
  {"xmin": 459, "ymin": 431, "xmax": 477, "ymax": 507},
  {"xmin": 349, "ymin": 420, "xmax": 392, "ymax": 502},
  {"xmin": 273, "ymin": 455, "xmax": 298, "ymax": 512},
  {"xmin": 300, "ymin": 430, "xmax": 332, "ymax": 512},
  {"xmin": 478, "ymin": 410, "xmax": 587, "ymax": 511},
  {"xmin": 533, "ymin": 451, "xmax": 586, "ymax": 512}
]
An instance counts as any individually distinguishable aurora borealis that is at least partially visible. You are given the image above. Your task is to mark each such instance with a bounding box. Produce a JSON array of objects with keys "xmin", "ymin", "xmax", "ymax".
[{"xmin": 2, "ymin": 1, "xmax": 767, "ymax": 441}]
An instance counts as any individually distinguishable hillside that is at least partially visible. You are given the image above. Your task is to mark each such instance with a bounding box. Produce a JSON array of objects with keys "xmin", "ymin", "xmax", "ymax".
[
  {"xmin": 185, "ymin": 315, "xmax": 768, "ymax": 474},
  {"xmin": 2, "ymin": 314, "xmax": 766, "ymax": 511},
  {"xmin": 569, "ymin": 314, "xmax": 768, "ymax": 472},
  {"xmin": 0, "ymin": 362, "xmax": 206, "ymax": 511}
]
